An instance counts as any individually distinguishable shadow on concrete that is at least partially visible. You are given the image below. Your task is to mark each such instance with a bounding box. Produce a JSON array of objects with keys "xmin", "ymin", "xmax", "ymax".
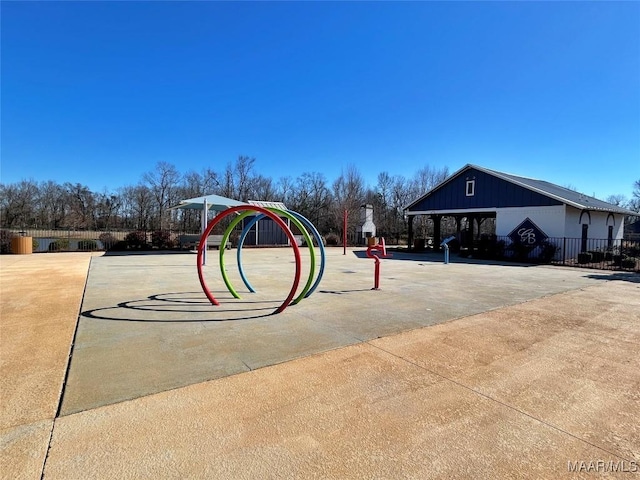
[
  {"xmin": 318, "ymin": 289, "xmax": 372, "ymax": 295},
  {"xmin": 584, "ymin": 272, "xmax": 640, "ymax": 284},
  {"xmin": 81, "ymin": 292, "xmax": 284, "ymax": 322},
  {"xmin": 352, "ymin": 249, "xmax": 533, "ymax": 267},
  {"xmin": 103, "ymin": 250, "xmax": 195, "ymax": 257}
]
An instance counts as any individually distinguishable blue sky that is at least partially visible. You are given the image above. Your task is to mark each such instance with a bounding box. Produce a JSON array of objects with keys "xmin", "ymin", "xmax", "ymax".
[{"xmin": 2, "ymin": 1, "xmax": 639, "ymax": 200}]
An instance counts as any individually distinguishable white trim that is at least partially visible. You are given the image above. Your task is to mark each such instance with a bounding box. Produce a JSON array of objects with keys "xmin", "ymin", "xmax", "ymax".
[
  {"xmin": 465, "ymin": 180, "xmax": 475, "ymax": 196},
  {"xmin": 404, "ymin": 163, "xmax": 635, "ymax": 215},
  {"xmin": 407, "ymin": 207, "xmax": 497, "ymax": 216}
]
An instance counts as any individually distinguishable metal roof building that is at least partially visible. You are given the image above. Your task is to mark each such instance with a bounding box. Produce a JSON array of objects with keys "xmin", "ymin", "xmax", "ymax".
[{"xmin": 405, "ymin": 164, "xmax": 637, "ymax": 259}]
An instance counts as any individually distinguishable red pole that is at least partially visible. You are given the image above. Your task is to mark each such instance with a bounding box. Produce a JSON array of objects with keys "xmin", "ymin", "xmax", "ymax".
[
  {"xmin": 373, "ymin": 257, "xmax": 380, "ymax": 289},
  {"xmin": 343, "ymin": 210, "xmax": 347, "ymax": 255}
]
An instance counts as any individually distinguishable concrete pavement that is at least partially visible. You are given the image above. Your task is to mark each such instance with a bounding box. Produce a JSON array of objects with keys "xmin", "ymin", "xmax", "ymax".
[{"xmin": 1, "ymin": 248, "xmax": 639, "ymax": 478}]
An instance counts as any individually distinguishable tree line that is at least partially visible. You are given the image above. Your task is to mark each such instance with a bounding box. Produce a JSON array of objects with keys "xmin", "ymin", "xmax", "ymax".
[
  {"xmin": 2, "ymin": 157, "xmax": 638, "ymax": 241},
  {"xmin": 0, "ymin": 156, "xmax": 453, "ymax": 241}
]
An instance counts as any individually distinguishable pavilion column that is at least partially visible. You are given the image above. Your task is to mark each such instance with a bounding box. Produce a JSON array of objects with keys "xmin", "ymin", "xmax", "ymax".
[
  {"xmin": 469, "ymin": 215, "xmax": 476, "ymax": 251},
  {"xmin": 407, "ymin": 215, "xmax": 414, "ymax": 251},
  {"xmin": 433, "ymin": 215, "xmax": 442, "ymax": 251}
]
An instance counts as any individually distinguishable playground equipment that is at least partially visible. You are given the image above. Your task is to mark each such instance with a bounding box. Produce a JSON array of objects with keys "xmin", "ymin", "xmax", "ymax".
[
  {"xmin": 441, "ymin": 235, "xmax": 456, "ymax": 264},
  {"xmin": 196, "ymin": 205, "xmax": 326, "ymax": 314},
  {"xmin": 365, "ymin": 237, "xmax": 392, "ymax": 290}
]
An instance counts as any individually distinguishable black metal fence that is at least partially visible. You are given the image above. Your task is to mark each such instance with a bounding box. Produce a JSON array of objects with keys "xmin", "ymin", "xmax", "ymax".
[
  {"xmin": 0, "ymin": 229, "xmax": 194, "ymax": 253},
  {"xmin": 3, "ymin": 228, "xmax": 639, "ymax": 273},
  {"xmin": 458, "ymin": 235, "xmax": 639, "ymax": 272}
]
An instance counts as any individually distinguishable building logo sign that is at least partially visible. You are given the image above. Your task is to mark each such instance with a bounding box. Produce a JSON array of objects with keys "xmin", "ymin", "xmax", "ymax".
[{"xmin": 508, "ymin": 218, "xmax": 548, "ymax": 247}]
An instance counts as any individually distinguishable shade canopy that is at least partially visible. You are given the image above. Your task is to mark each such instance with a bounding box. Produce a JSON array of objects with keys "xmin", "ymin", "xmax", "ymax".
[{"xmin": 168, "ymin": 194, "xmax": 246, "ymax": 212}]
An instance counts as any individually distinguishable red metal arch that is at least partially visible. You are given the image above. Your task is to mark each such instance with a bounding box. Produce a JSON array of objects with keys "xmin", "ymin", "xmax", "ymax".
[{"xmin": 196, "ymin": 205, "xmax": 302, "ymax": 314}]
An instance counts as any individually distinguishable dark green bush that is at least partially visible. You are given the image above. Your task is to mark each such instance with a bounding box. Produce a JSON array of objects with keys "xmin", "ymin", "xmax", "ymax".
[
  {"xmin": 78, "ymin": 239, "xmax": 98, "ymax": 251},
  {"xmin": 511, "ymin": 241, "xmax": 534, "ymax": 262},
  {"xmin": 99, "ymin": 232, "xmax": 117, "ymax": 250},
  {"xmin": 0, "ymin": 230, "xmax": 16, "ymax": 254},
  {"xmin": 621, "ymin": 257, "xmax": 637, "ymax": 269},
  {"xmin": 538, "ymin": 241, "xmax": 559, "ymax": 263},
  {"xmin": 111, "ymin": 241, "xmax": 128, "ymax": 251},
  {"xmin": 577, "ymin": 252, "xmax": 593, "ymax": 264},
  {"xmin": 624, "ymin": 244, "xmax": 640, "ymax": 258},
  {"xmin": 125, "ymin": 230, "xmax": 148, "ymax": 249},
  {"xmin": 325, "ymin": 233, "xmax": 340, "ymax": 246},
  {"xmin": 588, "ymin": 251, "xmax": 605, "ymax": 262},
  {"xmin": 48, "ymin": 238, "xmax": 70, "ymax": 252},
  {"xmin": 151, "ymin": 230, "xmax": 175, "ymax": 249},
  {"xmin": 301, "ymin": 235, "xmax": 326, "ymax": 247}
]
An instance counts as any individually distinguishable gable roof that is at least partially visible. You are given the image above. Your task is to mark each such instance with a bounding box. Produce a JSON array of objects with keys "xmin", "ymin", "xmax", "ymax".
[
  {"xmin": 406, "ymin": 164, "xmax": 636, "ymax": 216},
  {"xmin": 168, "ymin": 194, "xmax": 246, "ymax": 211},
  {"xmin": 248, "ymin": 200, "xmax": 287, "ymax": 210}
]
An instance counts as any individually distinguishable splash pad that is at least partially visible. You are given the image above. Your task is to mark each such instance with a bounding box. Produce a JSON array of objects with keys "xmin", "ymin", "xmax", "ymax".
[{"xmin": 197, "ymin": 205, "xmax": 325, "ymax": 314}]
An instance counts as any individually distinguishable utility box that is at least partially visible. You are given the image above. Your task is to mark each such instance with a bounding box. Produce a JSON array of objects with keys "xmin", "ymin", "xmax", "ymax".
[{"xmin": 11, "ymin": 236, "xmax": 33, "ymax": 254}]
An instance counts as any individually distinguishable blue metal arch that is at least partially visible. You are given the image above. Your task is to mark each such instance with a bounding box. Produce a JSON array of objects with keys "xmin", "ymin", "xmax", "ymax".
[{"xmin": 236, "ymin": 209, "xmax": 325, "ymax": 300}]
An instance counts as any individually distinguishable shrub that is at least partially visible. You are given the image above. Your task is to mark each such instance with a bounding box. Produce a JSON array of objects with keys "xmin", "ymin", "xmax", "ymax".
[
  {"xmin": 228, "ymin": 231, "xmax": 240, "ymax": 248},
  {"xmin": 110, "ymin": 241, "xmax": 129, "ymax": 251},
  {"xmin": 32, "ymin": 238, "xmax": 39, "ymax": 251},
  {"xmin": 588, "ymin": 251, "xmax": 605, "ymax": 263},
  {"xmin": 493, "ymin": 240, "xmax": 506, "ymax": 260},
  {"xmin": 624, "ymin": 244, "xmax": 640, "ymax": 258},
  {"xmin": 577, "ymin": 252, "xmax": 593, "ymax": 264},
  {"xmin": 621, "ymin": 257, "xmax": 637, "ymax": 269},
  {"xmin": 539, "ymin": 241, "xmax": 559, "ymax": 263},
  {"xmin": 78, "ymin": 239, "xmax": 98, "ymax": 251},
  {"xmin": 151, "ymin": 230, "xmax": 175, "ymax": 249},
  {"xmin": 325, "ymin": 233, "xmax": 340, "ymax": 246},
  {"xmin": 48, "ymin": 238, "xmax": 70, "ymax": 252},
  {"xmin": 511, "ymin": 241, "xmax": 534, "ymax": 262},
  {"xmin": 125, "ymin": 230, "xmax": 148, "ymax": 249},
  {"xmin": 99, "ymin": 232, "xmax": 117, "ymax": 250},
  {"xmin": 301, "ymin": 235, "xmax": 326, "ymax": 247},
  {"xmin": 0, "ymin": 230, "xmax": 16, "ymax": 254}
]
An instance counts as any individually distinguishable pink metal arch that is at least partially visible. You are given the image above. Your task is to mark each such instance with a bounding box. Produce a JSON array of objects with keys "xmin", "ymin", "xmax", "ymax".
[{"xmin": 196, "ymin": 205, "xmax": 302, "ymax": 314}]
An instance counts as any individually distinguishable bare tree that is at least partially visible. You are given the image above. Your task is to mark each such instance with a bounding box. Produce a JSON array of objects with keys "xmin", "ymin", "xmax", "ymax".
[
  {"xmin": 38, "ymin": 181, "xmax": 68, "ymax": 229},
  {"xmin": 288, "ymin": 172, "xmax": 331, "ymax": 230},
  {"xmin": 605, "ymin": 194, "xmax": 628, "ymax": 207},
  {"xmin": 332, "ymin": 165, "xmax": 366, "ymax": 242},
  {"xmin": 64, "ymin": 183, "xmax": 96, "ymax": 229},
  {"xmin": 409, "ymin": 165, "xmax": 449, "ymax": 200},
  {"xmin": 0, "ymin": 180, "xmax": 40, "ymax": 228},
  {"xmin": 95, "ymin": 191, "xmax": 121, "ymax": 230},
  {"xmin": 120, "ymin": 184, "xmax": 154, "ymax": 231},
  {"xmin": 630, "ymin": 179, "xmax": 640, "ymax": 213},
  {"xmin": 374, "ymin": 172, "xmax": 394, "ymax": 238},
  {"xmin": 143, "ymin": 162, "xmax": 181, "ymax": 230},
  {"xmin": 251, "ymin": 174, "xmax": 278, "ymax": 201},
  {"xmin": 275, "ymin": 176, "xmax": 295, "ymax": 205},
  {"xmin": 235, "ymin": 155, "xmax": 256, "ymax": 201},
  {"xmin": 408, "ymin": 165, "xmax": 450, "ymax": 239}
]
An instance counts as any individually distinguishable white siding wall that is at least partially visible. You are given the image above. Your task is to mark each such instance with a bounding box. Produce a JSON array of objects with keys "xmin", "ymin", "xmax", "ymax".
[
  {"xmin": 496, "ymin": 205, "xmax": 566, "ymax": 238},
  {"xmin": 564, "ymin": 207, "xmax": 624, "ymax": 240},
  {"xmin": 564, "ymin": 208, "xmax": 582, "ymax": 238}
]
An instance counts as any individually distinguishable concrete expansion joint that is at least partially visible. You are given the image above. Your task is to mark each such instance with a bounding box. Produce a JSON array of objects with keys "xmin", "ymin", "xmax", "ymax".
[
  {"xmin": 364, "ymin": 340, "xmax": 633, "ymax": 465},
  {"xmin": 39, "ymin": 421, "xmax": 56, "ymax": 480}
]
